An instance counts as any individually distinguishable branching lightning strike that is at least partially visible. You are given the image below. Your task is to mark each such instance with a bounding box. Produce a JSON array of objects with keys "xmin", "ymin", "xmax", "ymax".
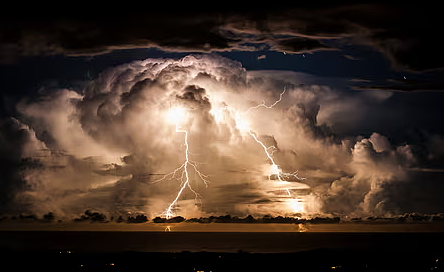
[
  {"xmin": 243, "ymin": 89, "xmax": 286, "ymax": 115},
  {"xmin": 249, "ymin": 131, "xmax": 304, "ymax": 196},
  {"xmin": 157, "ymin": 87, "xmax": 306, "ymax": 218},
  {"xmin": 156, "ymin": 108, "xmax": 209, "ymax": 219},
  {"xmin": 243, "ymin": 88, "xmax": 305, "ymax": 181},
  {"xmin": 242, "ymin": 87, "xmax": 306, "ymax": 213}
]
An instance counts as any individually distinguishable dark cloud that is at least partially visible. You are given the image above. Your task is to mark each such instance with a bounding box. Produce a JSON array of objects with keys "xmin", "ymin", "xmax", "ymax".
[
  {"xmin": 0, "ymin": 12, "xmax": 232, "ymax": 60},
  {"xmin": 272, "ymin": 37, "xmax": 335, "ymax": 54},
  {"xmin": 0, "ymin": 118, "xmax": 44, "ymax": 212},
  {"xmin": 2, "ymin": 4, "xmax": 442, "ymax": 72},
  {"xmin": 355, "ymin": 6, "xmax": 444, "ymax": 72},
  {"xmin": 352, "ymin": 78, "xmax": 444, "ymax": 92}
]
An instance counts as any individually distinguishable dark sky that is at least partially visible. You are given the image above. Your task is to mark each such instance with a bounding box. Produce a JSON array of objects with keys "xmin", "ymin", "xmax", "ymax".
[
  {"xmin": 2, "ymin": 4, "xmax": 444, "ymax": 88},
  {"xmin": 1, "ymin": 3, "xmax": 444, "ymax": 216}
]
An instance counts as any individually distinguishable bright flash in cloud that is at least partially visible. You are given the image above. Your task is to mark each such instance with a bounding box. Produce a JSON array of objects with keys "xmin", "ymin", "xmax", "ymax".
[{"xmin": 165, "ymin": 107, "xmax": 189, "ymax": 125}]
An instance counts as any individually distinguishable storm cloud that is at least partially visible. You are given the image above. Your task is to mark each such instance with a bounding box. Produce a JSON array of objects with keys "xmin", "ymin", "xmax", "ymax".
[{"xmin": 0, "ymin": 54, "xmax": 436, "ymax": 218}]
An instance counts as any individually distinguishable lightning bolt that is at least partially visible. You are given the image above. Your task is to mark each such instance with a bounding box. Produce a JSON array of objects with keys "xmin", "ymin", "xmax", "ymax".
[
  {"xmin": 242, "ymin": 88, "xmax": 304, "ymax": 180},
  {"xmin": 243, "ymin": 89, "xmax": 286, "ymax": 115},
  {"xmin": 155, "ymin": 108, "xmax": 209, "ymax": 219},
  {"xmin": 213, "ymin": 87, "xmax": 305, "ymax": 189},
  {"xmin": 248, "ymin": 132, "xmax": 304, "ymax": 180},
  {"xmin": 242, "ymin": 88, "xmax": 306, "ymax": 214},
  {"xmin": 157, "ymin": 87, "xmax": 305, "ymax": 218},
  {"xmin": 248, "ymin": 141, "xmax": 306, "ymax": 215}
]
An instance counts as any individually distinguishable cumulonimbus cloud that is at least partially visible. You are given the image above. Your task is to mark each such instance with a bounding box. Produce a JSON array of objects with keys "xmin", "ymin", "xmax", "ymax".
[{"xmin": 1, "ymin": 54, "xmax": 423, "ymax": 218}]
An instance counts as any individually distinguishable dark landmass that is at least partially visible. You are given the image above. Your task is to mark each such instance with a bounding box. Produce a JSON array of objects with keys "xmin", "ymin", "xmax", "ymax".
[{"xmin": 2, "ymin": 210, "xmax": 444, "ymax": 225}]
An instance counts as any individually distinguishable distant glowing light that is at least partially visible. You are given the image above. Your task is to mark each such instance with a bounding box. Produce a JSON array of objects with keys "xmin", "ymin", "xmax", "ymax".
[
  {"xmin": 210, "ymin": 104, "xmax": 252, "ymax": 133},
  {"xmin": 235, "ymin": 114, "xmax": 251, "ymax": 132},
  {"xmin": 165, "ymin": 107, "xmax": 189, "ymax": 125},
  {"xmin": 269, "ymin": 164, "xmax": 282, "ymax": 177},
  {"xmin": 209, "ymin": 107, "xmax": 225, "ymax": 124},
  {"xmin": 287, "ymin": 198, "xmax": 305, "ymax": 213}
]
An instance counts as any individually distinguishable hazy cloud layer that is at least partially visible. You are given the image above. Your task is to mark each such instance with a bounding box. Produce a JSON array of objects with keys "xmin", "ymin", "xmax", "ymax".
[{"xmin": 1, "ymin": 55, "xmax": 441, "ymax": 218}]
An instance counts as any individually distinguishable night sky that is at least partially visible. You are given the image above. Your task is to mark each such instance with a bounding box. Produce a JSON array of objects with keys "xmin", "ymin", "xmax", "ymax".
[{"xmin": 1, "ymin": 4, "xmax": 444, "ymax": 218}]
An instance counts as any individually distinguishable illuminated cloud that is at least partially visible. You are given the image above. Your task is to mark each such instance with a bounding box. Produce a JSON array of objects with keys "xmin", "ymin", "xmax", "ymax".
[{"xmin": 0, "ymin": 54, "xmax": 430, "ymax": 218}]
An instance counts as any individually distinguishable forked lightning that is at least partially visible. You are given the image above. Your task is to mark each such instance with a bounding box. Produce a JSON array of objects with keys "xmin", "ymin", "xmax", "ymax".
[
  {"xmin": 157, "ymin": 87, "xmax": 305, "ymax": 218},
  {"xmin": 156, "ymin": 108, "xmax": 209, "ymax": 219}
]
